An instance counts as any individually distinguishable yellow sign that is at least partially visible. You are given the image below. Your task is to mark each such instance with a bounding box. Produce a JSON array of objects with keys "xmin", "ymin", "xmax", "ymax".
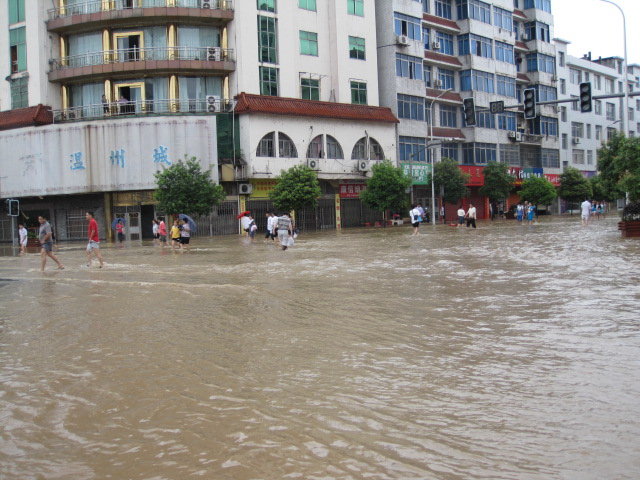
[{"xmin": 250, "ymin": 179, "xmax": 277, "ymax": 198}]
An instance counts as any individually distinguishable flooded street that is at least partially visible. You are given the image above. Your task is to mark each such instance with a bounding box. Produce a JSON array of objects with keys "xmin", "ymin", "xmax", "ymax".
[{"xmin": 1, "ymin": 217, "xmax": 639, "ymax": 480}]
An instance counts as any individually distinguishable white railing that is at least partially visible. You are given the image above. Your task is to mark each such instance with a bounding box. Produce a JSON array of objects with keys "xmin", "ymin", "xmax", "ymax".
[
  {"xmin": 51, "ymin": 46, "xmax": 234, "ymax": 70},
  {"xmin": 48, "ymin": 0, "xmax": 233, "ymax": 20},
  {"xmin": 52, "ymin": 97, "xmax": 232, "ymax": 122}
]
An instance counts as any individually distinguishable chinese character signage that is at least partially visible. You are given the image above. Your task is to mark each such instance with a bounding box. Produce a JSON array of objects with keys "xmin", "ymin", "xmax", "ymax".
[
  {"xmin": 250, "ymin": 179, "xmax": 278, "ymax": 198},
  {"xmin": 544, "ymin": 173, "xmax": 561, "ymax": 186},
  {"xmin": 458, "ymin": 165, "xmax": 485, "ymax": 186},
  {"xmin": 339, "ymin": 182, "xmax": 366, "ymax": 198},
  {"xmin": 400, "ymin": 163, "xmax": 432, "ymax": 185}
]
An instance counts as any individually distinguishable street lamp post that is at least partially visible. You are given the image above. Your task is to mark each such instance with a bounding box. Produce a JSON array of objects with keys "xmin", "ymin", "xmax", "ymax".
[{"xmin": 428, "ymin": 88, "xmax": 453, "ymax": 225}]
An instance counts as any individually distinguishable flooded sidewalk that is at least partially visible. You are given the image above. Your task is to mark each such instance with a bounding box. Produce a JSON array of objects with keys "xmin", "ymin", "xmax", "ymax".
[{"xmin": 1, "ymin": 217, "xmax": 639, "ymax": 479}]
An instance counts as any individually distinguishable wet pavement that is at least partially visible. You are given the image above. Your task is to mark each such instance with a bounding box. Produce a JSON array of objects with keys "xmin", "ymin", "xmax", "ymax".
[{"xmin": 0, "ymin": 216, "xmax": 639, "ymax": 479}]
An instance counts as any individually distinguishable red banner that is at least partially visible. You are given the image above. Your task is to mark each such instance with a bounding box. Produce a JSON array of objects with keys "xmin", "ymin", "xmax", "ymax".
[
  {"xmin": 339, "ymin": 182, "xmax": 366, "ymax": 198},
  {"xmin": 544, "ymin": 173, "xmax": 561, "ymax": 186},
  {"xmin": 459, "ymin": 165, "xmax": 485, "ymax": 186}
]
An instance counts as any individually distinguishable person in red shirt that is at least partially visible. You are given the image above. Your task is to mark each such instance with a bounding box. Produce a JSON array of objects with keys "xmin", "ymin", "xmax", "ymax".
[{"xmin": 86, "ymin": 211, "xmax": 105, "ymax": 268}]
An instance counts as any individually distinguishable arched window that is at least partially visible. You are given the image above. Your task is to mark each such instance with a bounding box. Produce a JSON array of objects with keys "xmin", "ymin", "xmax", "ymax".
[
  {"xmin": 307, "ymin": 135, "xmax": 324, "ymax": 158},
  {"xmin": 326, "ymin": 135, "xmax": 344, "ymax": 159},
  {"xmin": 351, "ymin": 137, "xmax": 385, "ymax": 160},
  {"xmin": 256, "ymin": 132, "xmax": 275, "ymax": 157},
  {"xmin": 278, "ymin": 133, "xmax": 298, "ymax": 158}
]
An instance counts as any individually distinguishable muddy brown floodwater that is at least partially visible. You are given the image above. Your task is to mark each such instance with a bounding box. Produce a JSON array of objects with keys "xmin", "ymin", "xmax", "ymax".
[{"xmin": 0, "ymin": 217, "xmax": 639, "ymax": 479}]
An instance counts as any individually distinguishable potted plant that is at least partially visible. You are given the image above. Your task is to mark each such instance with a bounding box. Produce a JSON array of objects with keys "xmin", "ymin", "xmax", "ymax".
[{"xmin": 618, "ymin": 202, "xmax": 640, "ymax": 238}]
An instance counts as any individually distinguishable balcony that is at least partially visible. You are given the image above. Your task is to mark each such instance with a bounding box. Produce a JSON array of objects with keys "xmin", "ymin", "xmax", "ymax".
[
  {"xmin": 52, "ymin": 97, "xmax": 233, "ymax": 123},
  {"xmin": 47, "ymin": 0, "xmax": 233, "ymax": 33},
  {"xmin": 48, "ymin": 46, "xmax": 235, "ymax": 82}
]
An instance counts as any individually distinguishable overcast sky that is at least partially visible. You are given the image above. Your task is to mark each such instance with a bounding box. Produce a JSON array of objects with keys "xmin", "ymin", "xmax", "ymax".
[{"xmin": 553, "ymin": 0, "xmax": 640, "ymax": 66}]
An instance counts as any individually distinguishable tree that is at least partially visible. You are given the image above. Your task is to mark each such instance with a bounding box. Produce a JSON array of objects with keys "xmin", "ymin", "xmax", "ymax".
[
  {"xmin": 597, "ymin": 133, "xmax": 640, "ymax": 202},
  {"xmin": 429, "ymin": 157, "xmax": 468, "ymax": 205},
  {"xmin": 360, "ymin": 160, "xmax": 411, "ymax": 216},
  {"xmin": 479, "ymin": 162, "xmax": 515, "ymax": 202},
  {"xmin": 519, "ymin": 176, "xmax": 557, "ymax": 207},
  {"xmin": 269, "ymin": 164, "xmax": 322, "ymax": 213},
  {"xmin": 558, "ymin": 166, "xmax": 592, "ymax": 206},
  {"xmin": 154, "ymin": 156, "xmax": 226, "ymax": 216},
  {"xmin": 589, "ymin": 176, "xmax": 613, "ymax": 202}
]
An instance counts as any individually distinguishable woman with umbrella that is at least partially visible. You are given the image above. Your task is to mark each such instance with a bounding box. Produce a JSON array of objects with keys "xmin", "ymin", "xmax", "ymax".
[{"xmin": 178, "ymin": 214, "xmax": 196, "ymax": 252}]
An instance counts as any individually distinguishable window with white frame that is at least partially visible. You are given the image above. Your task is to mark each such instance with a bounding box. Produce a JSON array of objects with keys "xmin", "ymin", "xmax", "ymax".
[
  {"xmin": 440, "ymin": 104, "xmax": 458, "ymax": 127},
  {"xmin": 572, "ymin": 149, "xmax": 585, "ymax": 164},
  {"xmin": 571, "ymin": 122, "xmax": 584, "ymax": 138},
  {"xmin": 606, "ymin": 102, "xmax": 615, "ymax": 121},
  {"xmin": 569, "ymin": 68, "xmax": 581, "ymax": 85}
]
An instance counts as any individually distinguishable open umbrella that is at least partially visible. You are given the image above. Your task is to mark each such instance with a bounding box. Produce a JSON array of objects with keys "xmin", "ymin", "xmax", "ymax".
[
  {"xmin": 111, "ymin": 217, "xmax": 126, "ymax": 230},
  {"xmin": 178, "ymin": 213, "xmax": 197, "ymax": 233},
  {"xmin": 235, "ymin": 210, "xmax": 250, "ymax": 220}
]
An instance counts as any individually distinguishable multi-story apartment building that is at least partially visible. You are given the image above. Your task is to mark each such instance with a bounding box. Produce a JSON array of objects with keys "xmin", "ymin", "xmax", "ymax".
[{"xmin": 0, "ymin": 0, "xmax": 398, "ymax": 242}]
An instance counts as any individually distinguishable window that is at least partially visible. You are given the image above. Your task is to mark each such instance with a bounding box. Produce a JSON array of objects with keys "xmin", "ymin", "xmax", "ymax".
[
  {"xmin": 301, "ymin": 77, "xmax": 319, "ymax": 100},
  {"xmin": 531, "ymin": 116, "xmax": 558, "ymax": 136},
  {"xmin": 398, "ymin": 94, "xmax": 425, "ymax": 121},
  {"xmin": 534, "ymin": 84, "xmax": 557, "ymax": 102},
  {"xmin": 607, "ymin": 127, "xmax": 617, "ymax": 140},
  {"xmin": 348, "ymin": 0, "xmax": 364, "ymax": 16},
  {"xmin": 9, "ymin": 27, "xmax": 26, "ymax": 73},
  {"xmin": 399, "ymin": 136, "xmax": 427, "ymax": 162},
  {"xmin": 422, "ymin": 26, "xmax": 430, "ymax": 50},
  {"xmin": 560, "ymin": 78, "xmax": 566, "ymax": 95},
  {"xmin": 8, "ymin": 0, "xmax": 25, "ymax": 24},
  {"xmin": 440, "ymin": 105, "xmax": 458, "ymax": 127},
  {"xmin": 299, "ymin": 0, "xmax": 316, "ymax": 11},
  {"xmin": 559, "ymin": 51, "xmax": 565, "ymax": 67},
  {"xmin": 438, "ymin": 68, "xmax": 455, "ymax": 90},
  {"xmin": 571, "ymin": 122, "xmax": 584, "ymax": 138},
  {"xmin": 308, "ymin": 135, "xmax": 324, "ymax": 158},
  {"xmin": 462, "ymin": 143, "xmax": 497, "ymax": 165},
  {"xmin": 394, "ymin": 12, "xmax": 422, "ymax": 40},
  {"xmin": 562, "ymin": 133, "xmax": 568, "ymax": 150},
  {"xmin": 513, "ymin": 20, "xmax": 521, "ymax": 41},
  {"xmin": 457, "ymin": 0, "xmax": 492, "ymax": 23},
  {"xmin": 541, "ymin": 149, "xmax": 560, "ymax": 168},
  {"xmin": 594, "ymin": 99, "xmax": 602, "ymax": 115},
  {"xmin": 494, "ymin": 7, "xmax": 513, "ymax": 30},
  {"xmin": 257, "ymin": 0, "xmax": 276, "ymax": 12},
  {"xmin": 500, "ymin": 144, "xmax": 520, "ymax": 166},
  {"xmin": 435, "ymin": 31, "xmax": 454, "ymax": 55},
  {"xmin": 587, "ymin": 150, "xmax": 594, "ymax": 165},
  {"xmin": 560, "ymin": 106, "xmax": 567, "ymax": 122},
  {"xmin": 259, "ymin": 66, "xmax": 279, "ymax": 96},
  {"xmin": 571, "ymin": 96, "xmax": 579, "ymax": 112},
  {"xmin": 460, "ymin": 70, "xmax": 494, "ymax": 93},
  {"xmin": 495, "ymin": 41, "xmax": 515, "ymax": 64},
  {"xmin": 424, "ymin": 65, "xmax": 432, "ymax": 87},
  {"xmin": 326, "ymin": 135, "xmax": 344, "ymax": 159},
  {"xmin": 258, "ymin": 16, "xmax": 277, "ymax": 63},
  {"xmin": 475, "ymin": 110, "xmax": 495, "ymax": 128},
  {"xmin": 497, "ymin": 75, "xmax": 516, "ymax": 97},
  {"xmin": 352, "ymin": 137, "xmax": 384, "ymax": 160},
  {"xmin": 423, "ymin": 0, "xmax": 430, "ymax": 13},
  {"xmin": 396, "ymin": 53, "xmax": 423, "ymax": 80},
  {"xmin": 10, "ymin": 77, "xmax": 28, "ymax": 109},
  {"xmin": 349, "ymin": 36, "xmax": 365, "ymax": 60},
  {"xmin": 299, "ymin": 31, "xmax": 318, "ymax": 56},
  {"xmin": 524, "ymin": 0, "xmax": 551, "ymax": 13},
  {"xmin": 351, "ymin": 81, "xmax": 367, "ymax": 105},
  {"xmin": 257, "ymin": 132, "xmax": 275, "ymax": 157},
  {"xmin": 279, "ymin": 133, "xmax": 298, "ymax": 157},
  {"xmin": 605, "ymin": 78, "xmax": 614, "ymax": 93},
  {"xmin": 526, "ymin": 53, "xmax": 555, "ymax": 73},
  {"xmin": 595, "ymin": 75, "xmax": 602, "ymax": 90},
  {"xmin": 572, "ymin": 149, "xmax": 585, "ymax": 165},
  {"xmin": 524, "ymin": 21, "xmax": 550, "ymax": 42},
  {"xmin": 569, "ymin": 68, "xmax": 581, "ymax": 85},
  {"xmin": 606, "ymin": 102, "xmax": 615, "ymax": 121},
  {"xmin": 441, "ymin": 143, "xmax": 459, "ymax": 161},
  {"xmin": 595, "ymin": 125, "xmax": 602, "ymax": 141},
  {"xmin": 497, "ymin": 112, "xmax": 517, "ymax": 131},
  {"xmin": 629, "ymin": 108, "xmax": 635, "ymax": 121},
  {"xmin": 586, "ymin": 124, "xmax": 592, "ymax": 139},
  {"xmin": 435, "ymin": 0, "xmax": 453, "ymax": 19},
  {"xmin": 637, "ymin": 99, "xmax": 640, "ymax": 111},
  {"xmin": 584, "ymin": 72, "xmax": 590, "ymax": 82},
  {"xmin": 458, "ymin": 34, "xmax": 492, "ymax": 58}
]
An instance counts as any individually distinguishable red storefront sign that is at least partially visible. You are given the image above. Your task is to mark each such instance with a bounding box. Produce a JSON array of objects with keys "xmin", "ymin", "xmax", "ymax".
[
  {"xmin": 339, "ymin": 182, "xmax": 366, "ymax": 198},
  {"xmin": 544, "ymin": 173, "xmax": 561, "ymax": 186},
  {"xmin": 459, "ymin": 165, "xmax": 485, "ymax": 186}
]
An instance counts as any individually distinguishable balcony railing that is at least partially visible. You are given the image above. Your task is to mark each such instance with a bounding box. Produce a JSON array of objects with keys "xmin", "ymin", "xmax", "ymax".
[
  {"xmin": 51, "ymin": 46, "xmax": 234, "ymax": 70},
  {"xmin": 48, "ymin": 0, "xmax": 233, "ymax": 20},
  {"xmin": 52, "ymin": 97, "xmax": 233, "ymax": 123}
]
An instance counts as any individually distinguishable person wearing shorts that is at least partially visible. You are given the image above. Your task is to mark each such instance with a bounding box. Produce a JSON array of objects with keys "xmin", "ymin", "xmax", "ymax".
[
  {"xmin": 38, "ymin": 215, "xmax": 64, "ymax": 271},
  {"xmin": 86, "ymin": 212, "xmax": 105, "ymax": 268},
  {"xmin": 457, "ymin": 207, "xmax": 465, "ymax": 227},
  {"xmin": 179, "ymin": 218, "xmax": 190, "ymax": 251},
  {"xmin": 157, "ymin": 218, "xmax": 167, "ymax": 246},
  {"xmin": 18, "ymin": 223, "xmax": 28, "ymax": 255}
]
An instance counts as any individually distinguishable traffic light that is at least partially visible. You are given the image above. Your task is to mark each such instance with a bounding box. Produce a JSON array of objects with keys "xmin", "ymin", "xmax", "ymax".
[
  {"xmin": 8, "ymin": 199, "xmax": 19, "ymax": 217},
  {"xmin": 579, "ymin": 82, "xmax": 592, "ymax": 112},
  {"xmin": 462, "ymin": 97, "xmax": 476, "ymax": 126},
  {"xmin": 523, "ymin": 88, "xmax": 537, "ymax": 119}
]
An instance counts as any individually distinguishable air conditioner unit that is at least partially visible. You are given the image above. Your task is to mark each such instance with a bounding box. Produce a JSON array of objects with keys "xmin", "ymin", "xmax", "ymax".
[
  {"xmin": 515, "ymin": 132, "xmax": 524, "ymax": 142},
  {"xmin": 238, "ymin": 183, "xmax": 253, "ymax": 194},
  {"xmin": 201, "ymin": 0, "xmax": 212, "ymax": 8},
  {"xmin": 508, "ymin": 131, "xmax": 517, "ymax": 139},
  {"xmin": 396, "ymin": 35, "xmax": 410, "ymax": 46},
  {"xmin": 357, "ymin": 160, "xmax": 370, "ymax": 172},
  {"xmin": 572, "ymin": 137, "xmax": 581, "ymax": 144},
  {"xmin": 205, "ymin": 95, "xmax": 220, "ymax": 113},
  {"xmin": 433, "ymin": 79, "xmax": 443, "ymax": 88},
  {"xmin": 432, "ymin": 41, "xmax": 441, "ymax": 50},
  {"xmin": 207, "ymin": 46, "xmax": 221, "ymax": 61},
  {"xmin": 307, "ymin": 158, "xmax": 320, "ymax": 170}
]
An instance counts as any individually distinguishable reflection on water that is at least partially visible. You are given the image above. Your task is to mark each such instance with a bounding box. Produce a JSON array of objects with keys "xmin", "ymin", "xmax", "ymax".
[{"xmin": 1, "ymin": 217, "xmax": 639, "ymax": 479}]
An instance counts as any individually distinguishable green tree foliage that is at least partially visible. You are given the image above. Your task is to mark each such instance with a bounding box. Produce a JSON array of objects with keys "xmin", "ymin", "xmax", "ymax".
[
  {"xmin": 269, "ymin": 165, "xmax": 322, "ymax": 213},
  {"xmin": 360, "ymin": 160, "xmax": 412, "ymax": 215},
  {"xmin": 519, "ymin": 176, "xmax": 557, "ymax": 207},
  {"xmin": 479, "ymin": 161, "xmax": 515, "ymax": 202},
  {"xmin": 430, "ymin": 157, "xmax": 469, "ymax": 205},
  {"xmin": 589, "ymin": 176, "xmax": 612, "ymax": 202},
  {"xmin": 558, "ymin": 166, "xmax": 592, "ymax": 204},
  {"xmin": 597, "ymin": 133, "xmax": 640, "ymax": 202},
  {"xmin": 154, "ymin": 156, "xmax": 226, "ymax": 216}
]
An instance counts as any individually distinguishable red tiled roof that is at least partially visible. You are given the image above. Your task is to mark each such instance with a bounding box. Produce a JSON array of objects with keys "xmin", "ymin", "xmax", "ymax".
[
  {"xmin": 517, "ymin": 73, "xmax": 531, "ymax": 83},
  {"xmin": 432, "ymin": 127, "xmax": 465, "ymax": 140},
  {"xmin": 424, "ymin": 50, "xmax": 463, "ymax": 67},
  {"xmin": 514, "ymin": 9, "xmax": 528, "ymax": 19},
  {"xmin": 425, "ymin": 89, "xmax": 463, "ymax": 103},
  {"xmin": 422, "ymin": 13, "xmax": 460, "ymax": 32},
  {"xmin": 234, "ymin": 93, "xmax": 398, "ymax": 123},
  {"xmin": 0, "ymin": 104, "xmax": 53, "ymax": 131},
  {"xmin": 515, "ymin": 41, "xmax": 529, "ymax": 51}
]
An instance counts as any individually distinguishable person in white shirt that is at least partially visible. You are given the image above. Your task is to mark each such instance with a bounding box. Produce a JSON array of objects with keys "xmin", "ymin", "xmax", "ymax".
[
  {"xmin": 409, "ymin": 204, "xmax": 421, "ymax": 235},
  {"xmin": 265, "ymin": 212, "xmax": 277, "ymax": 242},
  {"xmin": 457, "ymin": 207, "xmax": 465, "ymax": 227},
  {"xmin": 18, "ymin": 223, "xmax": 28, "ymax": 255},
  {"xmin": 466, "ymin": 204, "xmax": 477, "ymax": 229},
  {"xmin": 240, "ymin": 213, "xmax": 252, "ymax": 234},
  {"xmin": 580, "ymin": 199, "xmax": 592, "ymax": 226}
]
